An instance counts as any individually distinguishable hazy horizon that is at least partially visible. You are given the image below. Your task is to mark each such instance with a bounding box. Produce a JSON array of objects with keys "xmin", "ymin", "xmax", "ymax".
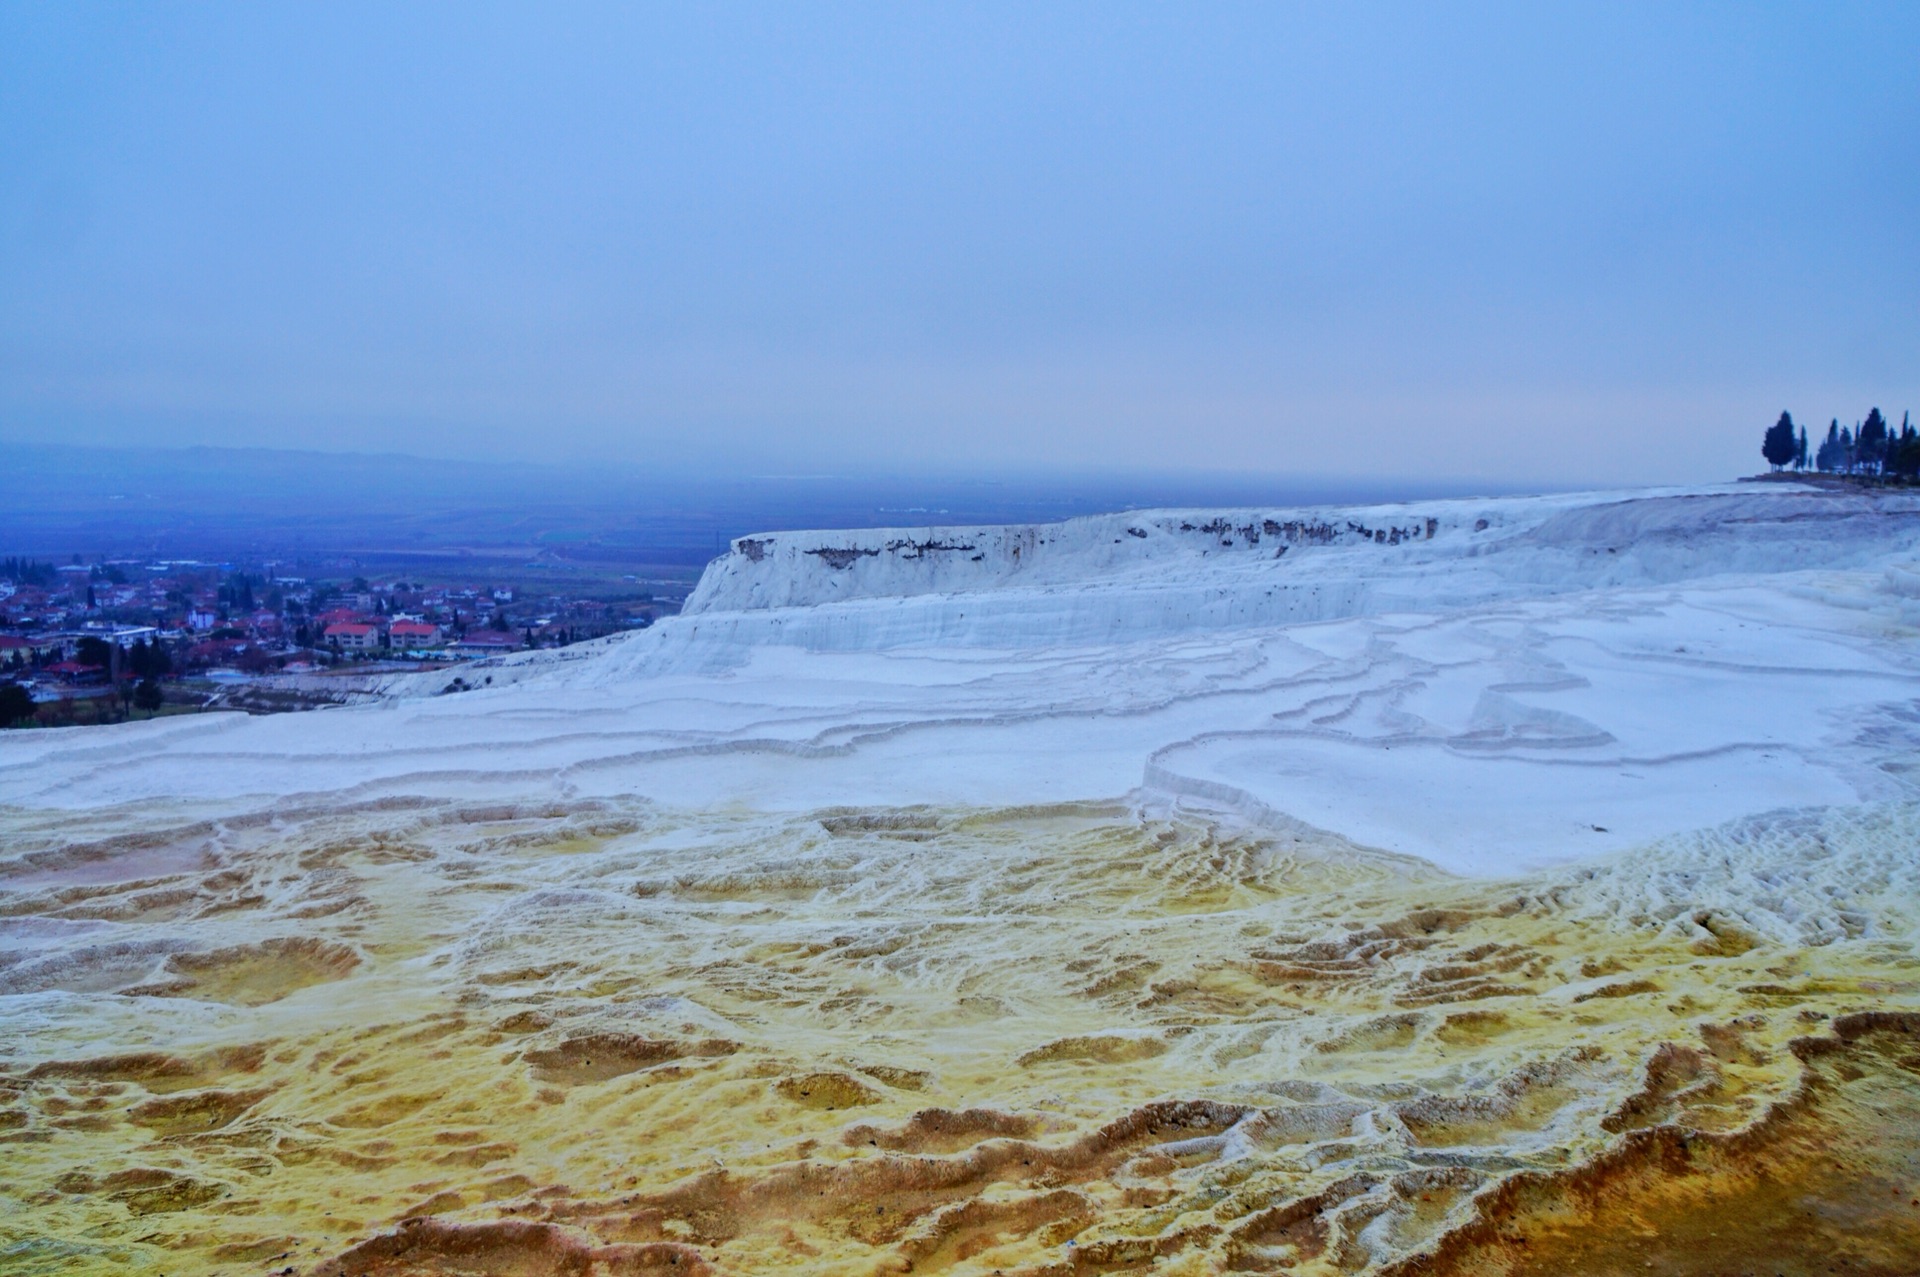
[
  {"xmin": 2, "ymin": 439, "xmax": 1578, "ymax": 563},
  {"xmin": 4, "ymin": 4, "xmax": 1915, "ymax": 487},
  {"xmin": 5, "ymin": 436, "xmax": 1589, "ymax": 493}
]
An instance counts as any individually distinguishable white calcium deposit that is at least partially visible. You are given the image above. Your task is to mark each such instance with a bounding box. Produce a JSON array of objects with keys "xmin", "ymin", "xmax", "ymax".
[
  {"xmin": 4, "ymin": 483, "xmax": 1917, "ymax": 882},
  {"xmin": 6, "ymin": 481, "xmax": 1920, "ymax": 1277}
]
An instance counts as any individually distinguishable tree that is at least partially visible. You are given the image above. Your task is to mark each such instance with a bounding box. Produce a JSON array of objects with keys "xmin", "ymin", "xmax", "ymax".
[
  {"xmin": 75, "ymin": 636, "xmax": 114, "ymax": 670},
  {"xmin": 2, "ymin": 558, "xmax": 56, "ymax": 587},
  {"xmin": 129, "ymin": 638, "xmax": 160, "ymax": 680},
  {"xmin": 133, "ymin": 679, "xmax": 164, "ymax": 715},
  {"xmin": 1762, "ymin": 412, "xmax": 1798, "ymax": 470},
  {"xmin": 131, "ymin": 638, "xmax": 172, "ymax": 679},
  {"xmin": 1815, "ymin": 421, "xmax": 1843, "ymax": 472},
  {"xmin": 1889, "ymin": 413, "xmax": 1920, "ymax": 481},
  {"xmin": 1795, "ymin": 424, "xmax": 1808, "ymax": 470},
  {"xmin": 1858, "ymin": 408, "xmax": 1889, "ymax": 475},
  {"xmin": 0, "ymin": 682, "xmax": 34, "ymax": 726}
]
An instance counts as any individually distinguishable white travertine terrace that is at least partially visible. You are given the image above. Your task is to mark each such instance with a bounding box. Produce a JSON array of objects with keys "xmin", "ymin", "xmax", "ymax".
[
  {"xmin": 5, "ymin": 482, "xmax": 1920, "ymax": 1276},
  {"xmin": 4, "ymin": 483, "xmax": 1917, "ymax": 881}
]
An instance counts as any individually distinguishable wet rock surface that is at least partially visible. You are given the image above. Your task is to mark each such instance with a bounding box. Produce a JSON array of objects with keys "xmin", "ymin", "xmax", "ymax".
[{"xmin": 2, "ymin": 799, "xmax": 1916, "ymax": 1274}]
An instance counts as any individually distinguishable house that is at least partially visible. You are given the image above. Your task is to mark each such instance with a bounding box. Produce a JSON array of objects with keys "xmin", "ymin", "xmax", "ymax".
[
  {"xmin": 387, "ymin": 620, "xmax": 444, "ymax": 647},
  {"xmin": 186, "ymin": 638, "xmax": 251, "ymax": 666},
  {"xmin": 449, "ymin": 630, "xmax": 521, "ymax": 657},
  {"xmin": 187, "ymin": 607, "xmax": 219, "ymax": 632},
  {"xmin": 80, "ymin": 623, "xmax": 159, "ymax": 643},
  {"xmin": 0, "ymin": 634, "xmax": 66, "ymax": 662},
  {"xmin": 315, "ymin": 607, "xmax": 370, "ymax": 627},
  {"xmin": 324, "ymin": 621, "xmax": 385, "ymax": 652},
  {"xmin": 43, "ymin": 660, "xmax": 107, "ymax": 685}
]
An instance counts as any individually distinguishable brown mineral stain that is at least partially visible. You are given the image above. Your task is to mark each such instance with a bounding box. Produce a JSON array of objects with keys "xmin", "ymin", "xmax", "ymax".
[
  {"xmin": 1392, "ymin": 1014, "xmax": 1920, "ymax": 1277},
  {"xmin": 1, "ymin": 799, "xmax": 1915, "ymax": 1277}
]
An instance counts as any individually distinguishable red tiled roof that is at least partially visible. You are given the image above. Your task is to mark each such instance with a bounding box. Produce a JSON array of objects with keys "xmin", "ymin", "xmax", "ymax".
[{"xmin": 454, "ymin": 631, "xmax": 520, "ymax": 647}]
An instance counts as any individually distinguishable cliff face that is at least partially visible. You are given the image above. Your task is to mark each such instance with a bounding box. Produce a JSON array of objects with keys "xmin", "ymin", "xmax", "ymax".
[
  {"xmin": 686, "ymin": 504, "xmax": 1457, "ymax": 614},
  {"xmin": 670, "ymin": 486, "xmax": 1920, "ymax": 654}
]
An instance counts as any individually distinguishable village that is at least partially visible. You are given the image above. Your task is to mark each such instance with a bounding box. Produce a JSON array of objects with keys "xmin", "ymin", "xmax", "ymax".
[{"xmin": 0, "ymin": 555, "xmax": 670, "ymax": 725}]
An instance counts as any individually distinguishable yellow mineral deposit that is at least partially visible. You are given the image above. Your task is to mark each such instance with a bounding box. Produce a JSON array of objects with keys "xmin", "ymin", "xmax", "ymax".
[{"xmin": 3, "ymin": 797, "xmax": 1917, "ymax": 1275}]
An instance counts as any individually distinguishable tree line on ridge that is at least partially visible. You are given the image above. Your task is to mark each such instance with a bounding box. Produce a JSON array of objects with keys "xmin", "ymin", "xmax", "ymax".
[{"xmin": 1763, "ymin": 408, "xmax": 1919, "ymax": 478}]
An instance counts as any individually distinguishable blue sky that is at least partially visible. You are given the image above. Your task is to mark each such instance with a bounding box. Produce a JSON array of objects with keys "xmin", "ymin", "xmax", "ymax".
[{"xmin": 1, "ymin": 3, "xmax": 1914, "ymax": 484}]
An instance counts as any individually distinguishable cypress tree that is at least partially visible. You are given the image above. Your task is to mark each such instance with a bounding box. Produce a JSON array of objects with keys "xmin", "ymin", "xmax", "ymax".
[
  {"xmin": 0, "ymin": 682, "xmax": 35, "ymax": 727},
  {"xmin": 1816, "ymin": 421, "xmax": 1842, "ymax": 472},
  {"xmin": 1859, "ymin": 408, "xmax": 1889, "ymax": 474},
  {"xmin": 1890, "ymin": 413, "xmax": 1920, "ymax": 480},
  {"xmin": 1762, "ymin": 412, "xmax": 1798, "ymax": 470}
]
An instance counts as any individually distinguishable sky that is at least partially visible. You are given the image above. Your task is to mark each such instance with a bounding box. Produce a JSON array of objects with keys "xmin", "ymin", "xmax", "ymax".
[{"xmin": 1, "ymin": 2, "xmax": 1915, "ymax": 487}]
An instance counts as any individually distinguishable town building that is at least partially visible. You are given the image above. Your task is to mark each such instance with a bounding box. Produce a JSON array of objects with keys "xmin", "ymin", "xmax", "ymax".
[
  {"xmin": 449, "ymin": 630, "xmax": 521, "ymax": 657},
  {"xmin": 387, "ymin": 620, "xmax": 444, "ymax": 647},
  {"xmin": 324, "ymin": 621, "xmax": 385, "ymax": 651},
  {"xmin": 42, "ymin": 660, "xmax": 108, "ymax": 685},
  {"xmin": 0, "ymin": 634, "xmax": 68, "ymax": 662}
]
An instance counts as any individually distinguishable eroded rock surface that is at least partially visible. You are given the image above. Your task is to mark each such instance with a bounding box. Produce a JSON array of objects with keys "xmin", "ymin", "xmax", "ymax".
[{"xmin": 3, "ymin": 799, "xmax": 1917, "ymax": 1274}]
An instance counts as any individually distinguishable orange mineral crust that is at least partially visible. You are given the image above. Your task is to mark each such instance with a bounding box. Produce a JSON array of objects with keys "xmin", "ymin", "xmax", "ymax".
[{"xmin": 2, "ymin": 798, "xmax": 1917, "ymax": 1275}]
